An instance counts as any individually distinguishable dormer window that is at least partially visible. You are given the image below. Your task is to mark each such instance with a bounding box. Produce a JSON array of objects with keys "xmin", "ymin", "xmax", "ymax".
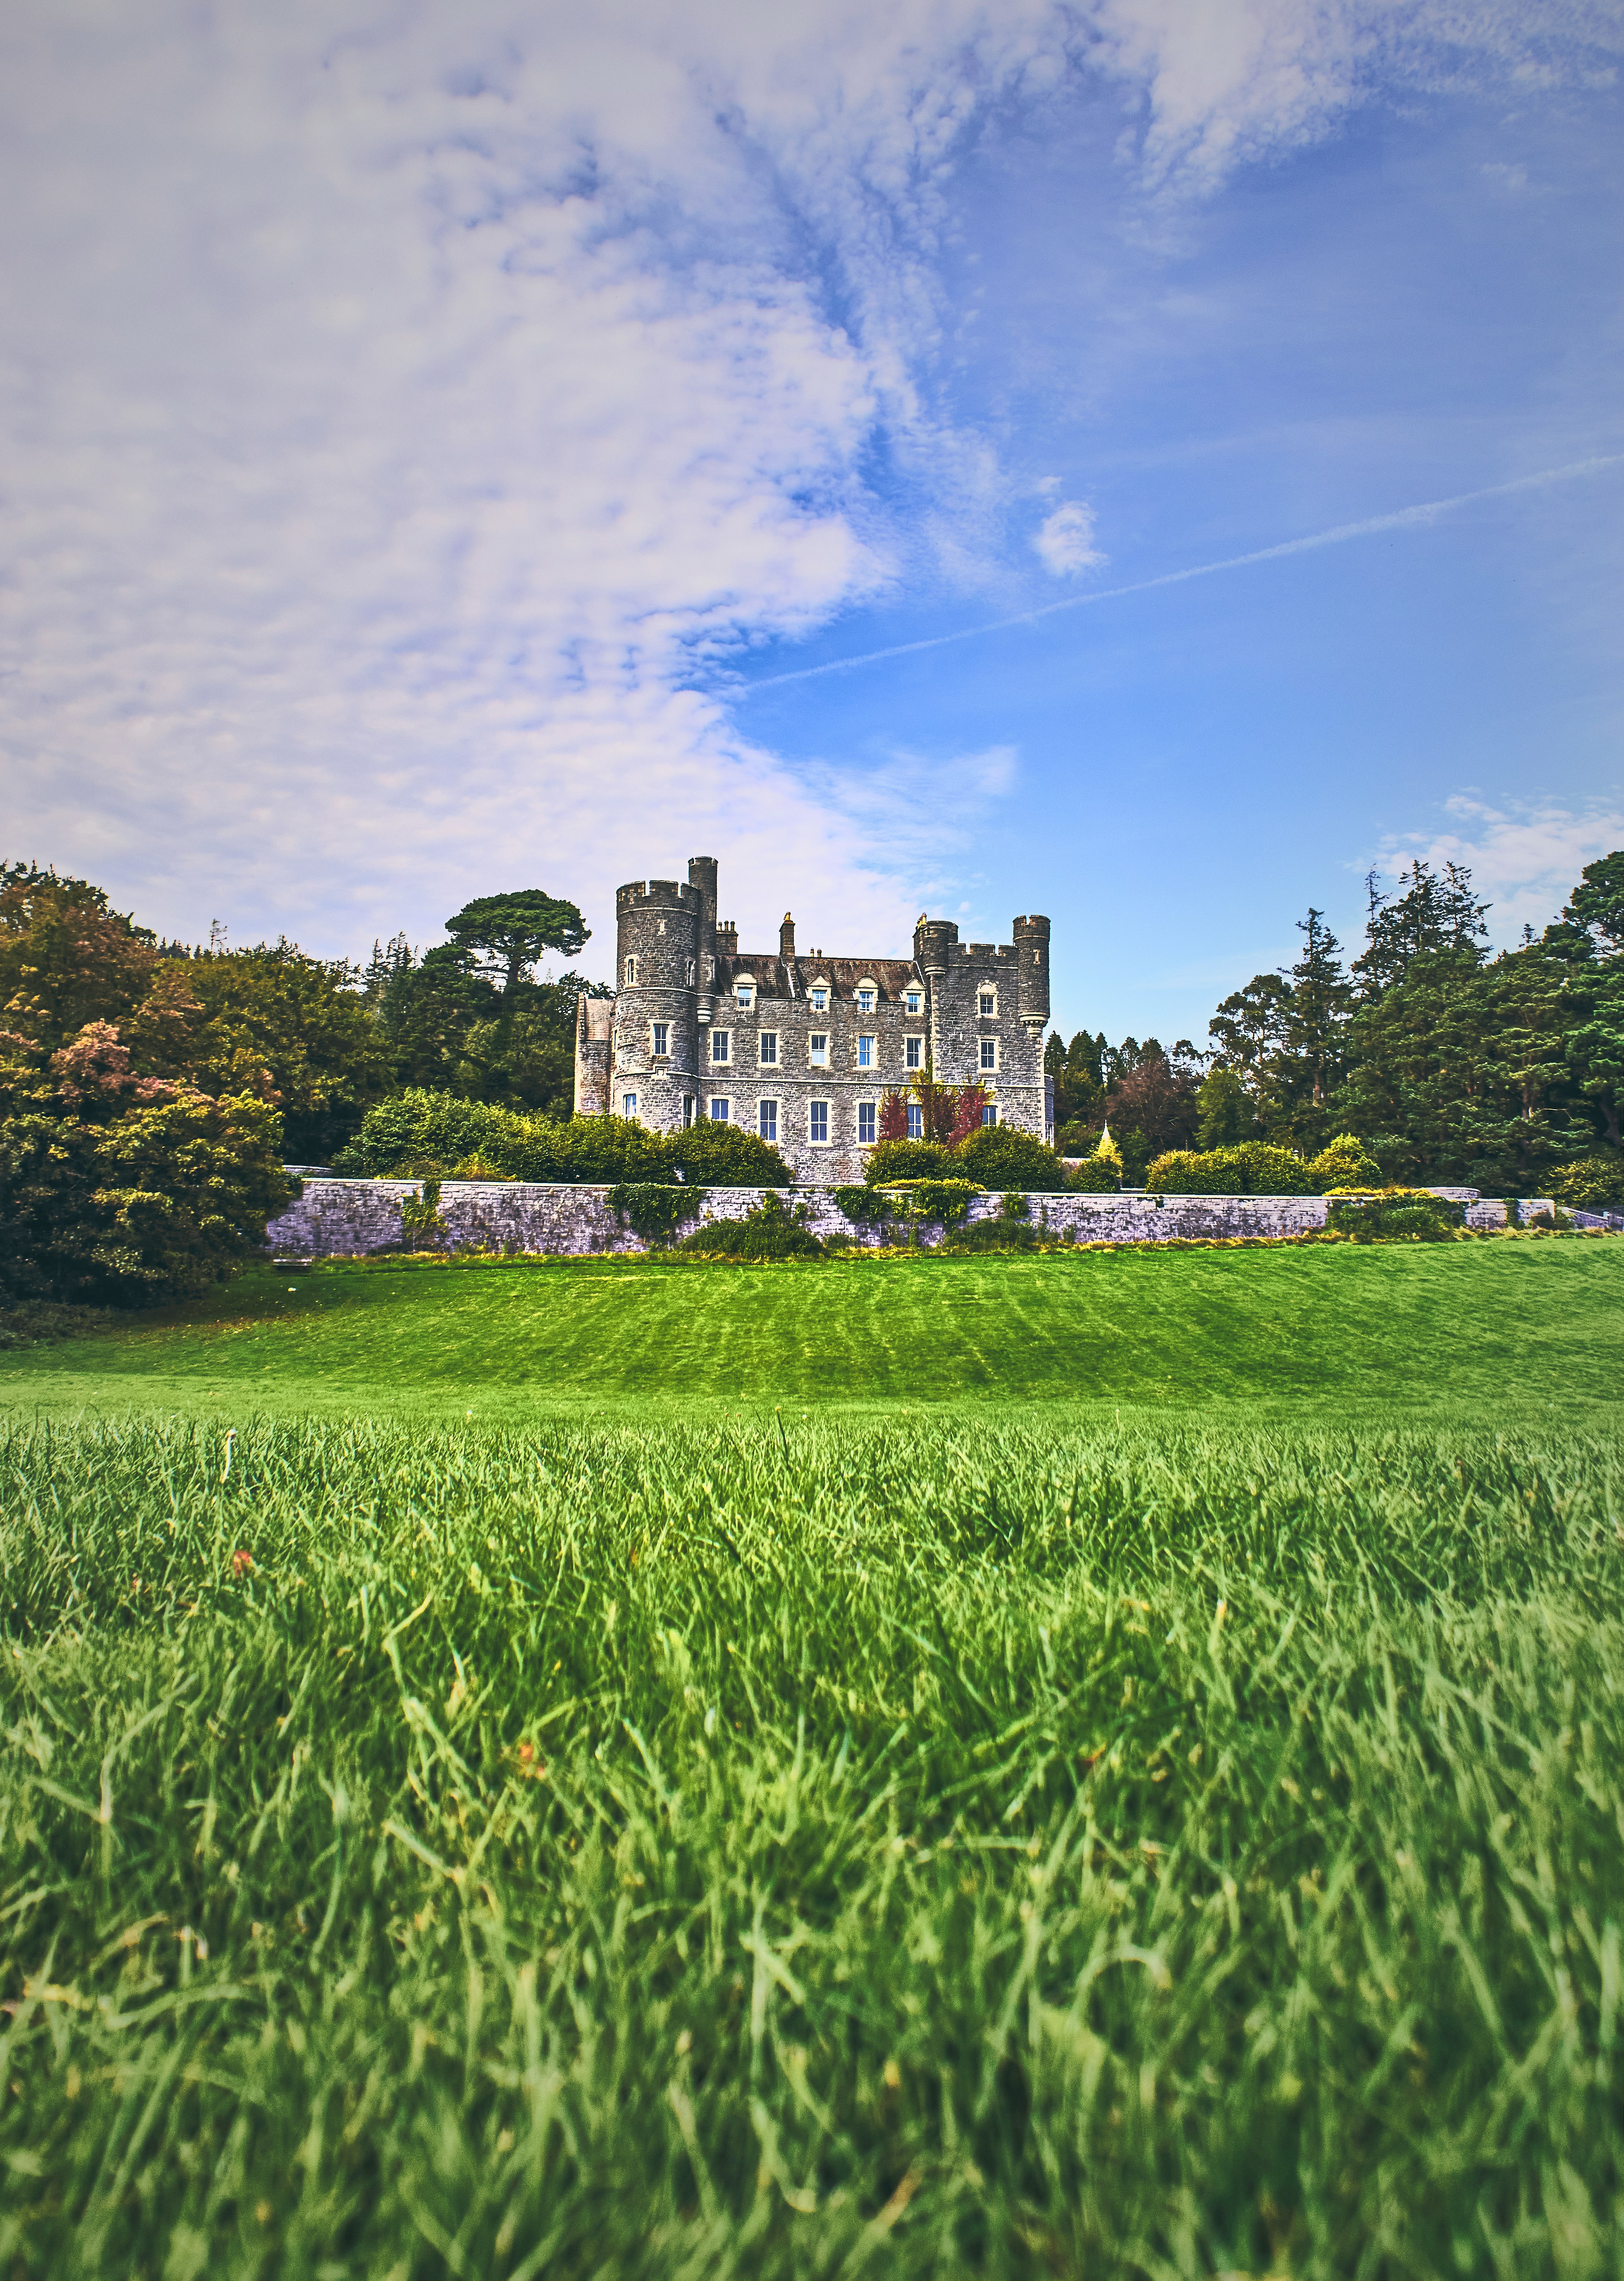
[
  {"xmin": 809, "ymin": 983, "xmax": 828, "ymax": 1012},
  {"xmin": 856, "ymin": 984, "xmax": 876, "ymax": 1012},
  {"xmin": 736, "ymin": 978, "xmax": 755, "ymax": 1011},
  {"xmin": 905, "ymin": 989, "xmax": 922, "ymax": 1014}
]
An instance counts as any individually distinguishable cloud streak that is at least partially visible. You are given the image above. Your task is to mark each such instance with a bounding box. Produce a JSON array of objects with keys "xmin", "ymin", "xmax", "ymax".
[{"xmin": 736, "ymin": 451, "xmax": 1624, "ymax": 691}]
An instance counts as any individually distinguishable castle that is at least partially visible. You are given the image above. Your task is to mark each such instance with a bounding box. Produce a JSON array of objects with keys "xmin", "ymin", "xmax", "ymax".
[{"xmin": 574, "ymin": 854, "xmax": 1052, "ymax": 1183}]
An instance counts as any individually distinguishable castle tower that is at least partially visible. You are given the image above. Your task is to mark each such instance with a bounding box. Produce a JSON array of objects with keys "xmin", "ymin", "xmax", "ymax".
[
  {"xmin": 688, "ymin": 855, "xmax": 719, "ymax": 1027},
  {"xmin": 1013, "ymin": 914, "xmax": 1051, "ymax": 1035},
  {"xmin": 614, "ymin": 877, "xmax": 702, "ymax": 1127}
]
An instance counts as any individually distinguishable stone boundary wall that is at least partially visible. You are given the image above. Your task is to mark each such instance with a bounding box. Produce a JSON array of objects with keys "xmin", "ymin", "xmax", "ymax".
[{"xmin": 263, "ymin": 1179, "xmax": 1560, "ymax": 1259}]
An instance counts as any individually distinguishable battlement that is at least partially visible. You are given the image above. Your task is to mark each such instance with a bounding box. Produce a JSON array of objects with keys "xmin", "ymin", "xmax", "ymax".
[{"xmin": 616, "ymin": 878, "xmax": 702, "ymax": 910}]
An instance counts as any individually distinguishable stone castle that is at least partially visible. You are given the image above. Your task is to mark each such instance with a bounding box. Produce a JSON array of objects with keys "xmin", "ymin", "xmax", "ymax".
[{"xmin": 574, "ymin": 854, "xmax": 1051, "ymax": 1182}]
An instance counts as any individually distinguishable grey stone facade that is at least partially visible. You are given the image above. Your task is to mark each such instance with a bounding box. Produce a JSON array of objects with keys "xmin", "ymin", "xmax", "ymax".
[
  {"xmin": 264, "ymin": 1179, "xmax": 1559, "ymax": 1259},
  {"xmin": 575, "ymin": 854, "xmax": 1052, "ymax": 1182}
]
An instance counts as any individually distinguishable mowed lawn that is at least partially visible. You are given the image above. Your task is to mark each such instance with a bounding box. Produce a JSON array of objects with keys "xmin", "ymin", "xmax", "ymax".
[{"xmin": 1, "ymin": 1236, "xmax": 1619, "ymax": 1417}]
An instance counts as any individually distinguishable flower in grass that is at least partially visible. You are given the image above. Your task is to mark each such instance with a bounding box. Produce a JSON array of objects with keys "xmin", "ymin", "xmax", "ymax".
[{"xmin": 231, "ymin": 1549, "xmax": 253, "ymax": 1578}]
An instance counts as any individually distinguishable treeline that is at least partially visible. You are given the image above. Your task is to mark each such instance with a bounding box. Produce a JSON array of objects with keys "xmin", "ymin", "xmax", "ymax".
[{"xmin": 1046, "ymin": 851, "xmax": 1624, "ymax": 1205}]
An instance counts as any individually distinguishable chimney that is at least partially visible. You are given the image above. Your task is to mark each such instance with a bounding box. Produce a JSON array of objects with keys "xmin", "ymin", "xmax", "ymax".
[
  {"xmin": 780, "ymin": 912, "xmax": 796, "ymax": 960},
  {"xmin": 717, "ymin": 918, "xmax": 738, "ymax": 955}
]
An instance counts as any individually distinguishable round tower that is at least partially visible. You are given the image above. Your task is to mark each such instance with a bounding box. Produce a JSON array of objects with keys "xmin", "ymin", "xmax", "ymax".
[
  {"xmin": 614, "ymin": 878, "xmax": 701, "ymax": 1128},
  {"xmin": 1013, "ymin": 914, "xmax": 1051, "ymax": 1036}
]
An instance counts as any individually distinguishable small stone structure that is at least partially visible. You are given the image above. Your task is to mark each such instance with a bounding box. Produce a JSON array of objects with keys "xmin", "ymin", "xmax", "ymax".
[
  {"xmin": 578, "ymin": 853, "xmax": 1052, "ymax": 1182},
  {"xmin": 263, "ymin": 1179, "xmax": 1559, "ymax": 1260}
]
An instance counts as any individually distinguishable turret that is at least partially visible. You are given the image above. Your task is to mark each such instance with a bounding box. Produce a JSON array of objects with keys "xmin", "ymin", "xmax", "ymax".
[
  {"xmin": 1013, "ymin": 913, "xmax": 1050, "ymax": 1035},
  {"xmin": 688, "ymin": 855, "xmax": 719, "ymax": 1020},
  {"xmin": 614, "ymin": 878, "xmax": 702, "ymax": 1122}
]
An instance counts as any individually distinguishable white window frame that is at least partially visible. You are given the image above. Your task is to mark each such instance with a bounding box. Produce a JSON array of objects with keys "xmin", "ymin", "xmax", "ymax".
[
  {"xmin": 857, "ymin": 1100, "xmax": 877, "ymax": 1146},
  {"xmin": 759, "ymin": 1032, "xmax": 778, "ymax": 1066},
  {"xmin": 906, "ymin": 1104, "xmax": 924, "ymax": 1139},
  {"xmin": 856, "ymin": 985, "xmax": 876, "ymax": 1012},
  {"xmin": 758, "ymin": 1099, "xmax": 778, "ymax": 1143},
  {"xmin": 809, "ymin": 1033, "xmax": 829, "ymax": 1066},
  {"xmin": 735, "ymin": 980, "xmax": 755, "ymax": 1011},
  {"xmin": 979, "ymin": 988, "xmax": 997, "ymax": 1017},
  {"xmin": 711, "ymin": 1030, "xmax": 731, "ymax": 1065},
  {"xmin": 981, "ymin": 1103, "xmax": 999, "ymax": 1126},
  {"xmin": 622, "ymin": 1092, "xmax": 638, "ymax": 1118},
  {"xmin": 905, "ymin": 989, "xmax": 922, "ymax": 1014},
  {"xmin": 808, "ymin": 1099, "xmax": 830, "ymax": 1145},
  {"xmin": 650, "ymin": 1021, "xmax": 668, "ymax": 1058},
  {"xmin": 856, "ymin": 1034, "xmax": 875, "ymax": 1069},
  {"xmin": 708, "ymin": 1097, "xmax": 730, "ymax": 1122},
  {"xmin": 980, "ymin": 1037, "xmax": 998, "ymax": 1071},
  {"xmin": 808, "ymin": 983, "xmax": 829, "ymax": 1012},
  {"xmin": 905, "ymin": 1036, "xmax": 923, "ymax": 1070}
]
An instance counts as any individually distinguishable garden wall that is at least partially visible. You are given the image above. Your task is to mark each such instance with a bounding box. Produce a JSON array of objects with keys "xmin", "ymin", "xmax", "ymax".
[{"xmin": 263, "ymin": 1179, "xmax": 1558, "ymax": 1259}]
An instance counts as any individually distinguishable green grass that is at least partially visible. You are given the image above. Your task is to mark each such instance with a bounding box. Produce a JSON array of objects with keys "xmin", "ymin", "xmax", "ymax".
[
  {"xmin": 3, "ymin": 1409, "xmax": 1623, "ymax": 2277},
  {"xmin": 1, "ymin": 1238, "xmax": 1619, "ymax": 1420}
]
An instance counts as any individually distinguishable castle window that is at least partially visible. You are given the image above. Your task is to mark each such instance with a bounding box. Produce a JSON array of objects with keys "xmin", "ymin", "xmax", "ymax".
[
  {"xmin": 979, "ymin": 990, "xmax": 996, "ymax": 1017},
  {"xmin": 980, "ymin": 1038, "xmax": 997, "ymax": 1071},
  {"xmin": 623, "ymin": 1092, "xmax": 638, "ymax": 1118},
  {"xmin": 905, "ymin": 1036, "xmax": 922, "ymax": 1070},
  {"xmin": 857, "ymin": 1101, "xmax": 876, "ymax": 1145},
  {"xmin": 651, "ymin": 1022, "xmax": 668, "ymax": 1058},
  {"xmin": 709, "ymin": 1097, "xmax": 730, "ymax": 1121},
  {"xmin": 905, "ymin": 989, "xmax": 921, "ymax": 1014},
  {"xmin": 907, "ymin": 1104, "xmax": 924, "ymax": 1139},
  {"xmin": 809, "ymin": 985, "xmax": 828, "ymax": 1012},
  {"xmin": 809, "ymin": 1034, "xmax": 829, "ymax": 1066},
  {"xmin": 685, "ymin": 959, "xmax": 696, "ymax": 986},
  {"xmin": 712, "ymin": 1030, "xmax": 730, "ymax": 1065},
  {"xmin": 736, "ymin": 982, "xmax": 754, "ymax": 1010},
  {"xmin": 625, "ymin": 956, "xmax": 638, "ymax": 985},
  {"xmin": 857, "ymin": 986, "xmax": 876, "ymax": 1012},
  {"xmin": 857, "ymin": 1034, "xmax": 874, "ymax": 1068},
  {"xmin": 809, "ymin": 1100, "xmax": 829, "ymax": 1144},
  {"xmin": 981, "ymin": 1104, "xmax": 998, "ymax": 1126},
  {"xmin": 759, "ymin": 1032, "xmax": 778, "ymax": 1065},
  {"xmin": 758, "ymin": 1099, "xmax": 778, "ymax": 1143},
  {"xmin": 683, "ymin": 1097, "xmax": 696, "ymax": 1126}
]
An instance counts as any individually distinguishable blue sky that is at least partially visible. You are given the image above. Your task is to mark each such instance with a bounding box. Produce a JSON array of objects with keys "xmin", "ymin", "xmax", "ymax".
[{"xmin": 2, "ymin": 0, "xmax": 1621, "ymax": 1048}]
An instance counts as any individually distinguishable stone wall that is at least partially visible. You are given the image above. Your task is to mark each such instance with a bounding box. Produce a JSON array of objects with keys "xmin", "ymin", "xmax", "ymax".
[{"xmin": 263, "ymin": 1179, "xmax": 1559, "ymax": 1259}]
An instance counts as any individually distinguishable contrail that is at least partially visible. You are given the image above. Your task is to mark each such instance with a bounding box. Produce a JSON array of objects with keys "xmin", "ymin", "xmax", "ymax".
[{"xmin": 734, "ymin": 452, "xmax": 1624, "ymax": 694}]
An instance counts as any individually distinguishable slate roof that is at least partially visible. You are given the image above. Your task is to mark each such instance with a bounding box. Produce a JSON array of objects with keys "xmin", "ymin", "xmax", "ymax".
[{"xmin": 715, "ymin": 954, "xmax": 921, "ymax": 1003}]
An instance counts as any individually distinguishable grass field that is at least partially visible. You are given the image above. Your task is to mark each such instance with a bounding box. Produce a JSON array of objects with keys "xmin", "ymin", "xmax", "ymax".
[
  {"xmin": 2, "ymin": 1243, "xmax": 1622, "ymax": 2276},
  {"xmin": 2, "ymin": 1408, "xmax": 1622, "ymax": 2277},
  {"xmin": 1, "ymin": 1238, "xmax": 1619, "ymax": 1419}
]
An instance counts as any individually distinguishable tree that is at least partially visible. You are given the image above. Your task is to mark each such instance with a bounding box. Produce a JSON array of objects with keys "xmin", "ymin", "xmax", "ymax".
[
  {"xmin": 1564, "ymin": 851, "xmax": 1624, "ymax": 955},
  {"xmin": 1195, "ymin": 1066, "xmax": 1258, "ymax": 1148},
  {"xmin": 168, "ymin": 939, "xmax": 393, "ymax": 1160},
  {"xmin": 442, "ymin": 891, "xmax": 589, "ymax": 995},
  {"xmin": 1352, "ymin": 861, "xmax": 1489, "ymax": 998},
  {"xmin": 0, "ymin": 864, "xmax": 158, "ymax": 1052}
]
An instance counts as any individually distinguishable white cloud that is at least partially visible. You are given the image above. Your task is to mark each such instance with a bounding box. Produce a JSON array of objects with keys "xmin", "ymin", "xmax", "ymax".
[
  {"xmin": 0, "ymin": 0, "xmax": 1616, "ymax": 967},
  {"xmin": 1034, "ymin": 501, "xmax": 1107, "ymax": 575},
  {"xmin": 1378, "ymin": 795, "xmax": 1624, "ymax": 942}
]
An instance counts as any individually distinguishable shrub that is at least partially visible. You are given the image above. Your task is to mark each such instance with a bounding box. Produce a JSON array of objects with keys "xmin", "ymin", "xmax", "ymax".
[
  {"xmin": 832, "ymin": 1185, "xmax": 883, "ymax": 1224},
  {"xmin": 675, "ymin": 1191, "xmax": 824, "ymax": 1259},
  {"xmin": 399, "ymin": 1179, "xmax": 447, "ymax": 1247},
  {"xmin": 607, "ymin": 1182, "xmax": 708, "ymax": 1245},
  {"xmin": 871, "ymin": 1178, "xmax": 984, "ymax": 1227},
  {"xmin": 862, "ymin": 1139, "xmax": 952, "ymax": 1185},
  {"xmin": 1307, "ymin": 1134, "xmax": 1384, "ymax": 1191},
  {"xmin": 942, "ymin": 1215, "xmax": 1042, "ymax": 1253},
  {"xmin": 952, "ymin": 1124, "xmax": 1070, "ymax": 1191},
  {"xmin": 1067, "ymin": 1156, "xmax": 1120, "ymax": 1193},
  {"xmin": 1325, "ymin": 1189, "xmax": 1467, "ymax": 1242},
  {"xmin": 1145, "ymin": 1142, "xmax": 1315, "ymax": 1195},
  {"xmin": 666, "ymin": 1120, "xmax": 791, "ymax": 1186},
  {"xmin": 1548, "ymin": 1154, "xmax": 1624, "ymax": 1212},
  {"xmin": 0, "ymin": 1090, "xmax": 294, "ymax": 1305},
  {"xmin": 335, "ymin": 1091, "xmax": 791, "ymax": 1187}
]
